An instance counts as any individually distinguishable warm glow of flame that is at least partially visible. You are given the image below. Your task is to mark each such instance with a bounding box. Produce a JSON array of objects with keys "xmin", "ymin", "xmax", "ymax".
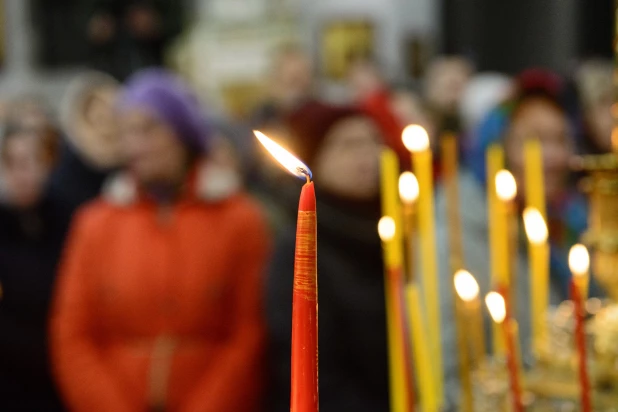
[
  {"xmin": 399, "ymin": 172, "xmax": 419, "ymax": 204},
  {"xmin": 485, "ymin": 292, "xmax": 507, "ymax": 324},
  {"xmin": 453, "ymin": 270, "xmax": 480, "ymax": 302},
  {"xmin": 378, "ymin": 216, "xmax": 396, "ymax": 242},
  {"xmin": 523, "ymin": 207, "xmax": 548, "ymax": 245},
  {"xmin": 569, "ymin": 244, "xmax": 590, "ymax": 277},
  {"xmin": 253, "ymin": 130, "xmax": 312, "ymax": 180},
  {"xmin": 495, "ymin": 170, "xmax": 517, "ymax": 201},
  {"xmin": 402, "ymin": 124, "xmax": 430, "ymax": 152}
]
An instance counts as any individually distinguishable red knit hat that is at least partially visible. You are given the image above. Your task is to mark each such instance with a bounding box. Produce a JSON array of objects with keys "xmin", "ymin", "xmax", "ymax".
[{"xmin": 287, "ymin": 101, "xmax": 366, "ymax": 167}]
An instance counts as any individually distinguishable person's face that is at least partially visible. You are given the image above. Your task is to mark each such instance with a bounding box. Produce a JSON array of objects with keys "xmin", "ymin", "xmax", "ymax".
[
  {"xmin": 347, "ymin": 62, "xmax": 383, "ymax": 101},
  {"xmin": 272, "ymin": 53, "xmax": 313, "ymax": 105},
  {"xmin": 120, "ymin": 109, "xmax": 190, "ymax": 185},
  {"xmin": 505, "ymin": 98, "xmax": 573, "ymax": 202},
  {"xmin": 391, "ymin": 91, "xmax": 436, "ymax": 143},
  {"xmin": 209, "ymin": 137, "xmax": 240, "ymax": 172},
  {"xmin": 313, "ymin": 116, "xmax": 381, "ymax": 199},
  {"xmin": 82, "ymin": 86, "xmax": 121, "ymax": 168},
  {"xmin": 427, "ymin": 60, "xmax": 471, "ymax": 113},
  {"xmin": 1, "ymin": 134, "xmax": 50, "ymax": 208}
]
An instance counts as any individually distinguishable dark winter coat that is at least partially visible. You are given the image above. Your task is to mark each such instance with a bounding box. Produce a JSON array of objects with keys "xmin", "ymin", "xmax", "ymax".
[
  {"xmin": 0, "ymin": 199, "xmax": 66, "ymax": 411},
  {"xmin": 0, "ymin": 139, "xmax": 112, "ymax": 411}
]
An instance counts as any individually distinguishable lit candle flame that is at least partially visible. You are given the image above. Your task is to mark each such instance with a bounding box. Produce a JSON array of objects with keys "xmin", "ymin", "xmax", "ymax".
[
  {"xmin": 485, "ymin": 291, "xmax": 507, "ymax": 324},
  {"xmin": 453, "ymin": 269, "xmax": 480, "ymax": 302},
  {"xmin": 495, "ymin": 170, "xmax": 517, "ymax": 201},
  {"xmin": 253, "ymin": 130, "xmax": 312, "ymax": 181},
  {"xmin": 402, "ymin": 124, "xmax": 430, "ymax": 152},
  {"xmin": 569, "ymin": 244, "xmax": 590, "ymax": 277},
  {"xmin": 378, "ymin": 216, "xmax": 396, "ymax": 242},
  {"xmin": 523, "ymin": 207, "xmax": 548, "ymax": 245},
  {"xmin": 399, "ymin": 172, "xmax": 419, "ymax": 204}
]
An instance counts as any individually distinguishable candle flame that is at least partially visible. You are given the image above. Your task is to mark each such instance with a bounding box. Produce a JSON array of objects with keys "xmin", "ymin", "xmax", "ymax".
[
  {"xmin": 398, "ymin": 172, "xmax": 419, "ymax": 204},
  {"xmin": 378, "ymin": 216, "xmax": 396, "ymax": 241},
  {"xmin": 569, "ymin": 244, "xmax": 590, "ymax": 277},
  {"xmin": 523, "ymin": 207, "xmax": 548, "ymax": 245},
  {"xmin": 485, "ymin": 291, "xmax": 507, "ymax": 324},
  {"xmin": 453, "ymin": 269, "xmax": 480, "ymax": 302},
  {"xmin": 253, "ymin": 130, "xmax": 312, "ymax": 180},
  {"xmin": 495, "ymin": 170, "xmax": 517, "ymax": 201},
  {"xmin": 402, "ymin": 124, "xmax": 430, "ymax": 152}
]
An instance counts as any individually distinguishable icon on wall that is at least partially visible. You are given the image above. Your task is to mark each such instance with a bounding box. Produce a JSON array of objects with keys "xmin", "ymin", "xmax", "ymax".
[{"xmin": 321, "ymin": 20, "xmax": 375, "ymax": 80}]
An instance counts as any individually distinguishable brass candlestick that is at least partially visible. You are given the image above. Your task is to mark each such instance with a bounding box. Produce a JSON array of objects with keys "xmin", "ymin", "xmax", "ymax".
[{"xmin": 574, "ymin": 154, "xmax": 618, "ymax": 299}]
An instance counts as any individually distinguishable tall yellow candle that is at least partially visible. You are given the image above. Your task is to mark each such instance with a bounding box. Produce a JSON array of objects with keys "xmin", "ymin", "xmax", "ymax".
[
  {"xmin": 399, "ymin": 171, "xmax": 420, "ymax": 282},
  {"xmin": 381, "ymin": 149, "xmax": 403, "ymax": 253},
  {"xmin": 486, "ymin": 145, "xmax": 505, "ymax": 356},
  {"xmin": 379, "ymin": 149, "xmax": 409, "ymax": 412},
  {"xmin": 486, "ymin": 292, "xmax": 524, "ymax": 411},
  {"xmin": 495, "ymin": 170, "xmax": 517, "ymax": 332},
  {"xmin": 495, "ymin": 170, "xmax": 517, "ymax": 288},
  {"xmin": 402, "ymin": 125, "xmax": 443, "ymax": 404},
  {"xmin": 406, "ymin": 283, "xmax": 438, "ymax": 412},
  {"xmin": 441, "ymin": 134, "xmax": 464, "ymax": 270},
  {"xmin": 454, "ymin": 270, "xmax": 486, "ymax": 367},
  {"xmin": 441, "ymin": 135, "xmax": 474, "ymax": 410},
  {"xmin": 524, "ymin": 139, "xmax": 546, "ymax": 219},
  {"xmin": 523, "ymin": 207, "xmax": 550, "ymax": 357},
  {"xmin": 453, "ymin": 269, "xmax": 483, "ymax": 412},
  {"xmin": 523, "ymin": 139, "xmax": 549, "ymax": 357}
]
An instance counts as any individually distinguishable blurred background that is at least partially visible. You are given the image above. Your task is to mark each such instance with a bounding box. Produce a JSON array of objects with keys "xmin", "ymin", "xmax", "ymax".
[
  {"xmin": 0, "ymin": 1, "xmax": 616, "ymax": 411},
  {"xmin": 0, "ymin": 0, "xmax": 611, "ymax": 116}
]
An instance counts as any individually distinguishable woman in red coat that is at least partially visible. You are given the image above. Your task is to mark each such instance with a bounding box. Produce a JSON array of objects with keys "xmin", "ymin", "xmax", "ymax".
[{"xmin": 51, "ymin": 69, "xmax": 270, "ymax": 412}]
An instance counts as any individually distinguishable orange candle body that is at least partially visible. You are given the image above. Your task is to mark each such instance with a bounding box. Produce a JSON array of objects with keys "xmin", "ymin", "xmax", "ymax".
[
  {"xmin": 503, "ymin": 319, "xmax": 523, "ymax": 412},
  {"xmin": 291, "ymin": 182, "xmax": 319, "ymax": 412},
  {"xmin": 500, "ymin": 286, "xmax": 523, "ymax": 412},
  {"xmin": 571, "ymin": 280, "xmax": 591, "ymax": 412}
]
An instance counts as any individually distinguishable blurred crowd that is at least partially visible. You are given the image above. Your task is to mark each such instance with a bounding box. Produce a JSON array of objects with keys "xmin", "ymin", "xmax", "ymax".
[{"xmin": 0, "ymin": 34, "xmax": 613, "ymax": 411}]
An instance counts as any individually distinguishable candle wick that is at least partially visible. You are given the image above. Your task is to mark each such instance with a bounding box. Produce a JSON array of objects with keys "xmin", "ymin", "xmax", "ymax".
[{"xmin": 295, "ymin": 166, "xmax": 312, "ymax": 183}]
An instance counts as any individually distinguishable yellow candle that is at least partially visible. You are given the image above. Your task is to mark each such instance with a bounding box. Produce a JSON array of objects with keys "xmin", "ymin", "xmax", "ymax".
[
  {"xmin": 524, "ymin": 139, "xmax": 549, "ymax": 357},
  {"xmin": 524, "ymin": 139, "xmax": 546, "ymax": 219},
  {"xmin": 379, "ymin": 149, "xmax": 409, "ymax": 412},
  {"xmin": 495, "ymin": 170, "xmax": 517, "ymax": 288},
  {"xmin": 402, "ymin": 125, "xmax": 443, "ymax": 404},
  {"xmin": 454, "ymin": 270, "xmax": 486, "ymax": 366},
  {"xmin": 440, "ymin": 134, "xmax": 464, "ymax": 270},
  {"xmin": 495, "ymin": 170, "xmax": 518, "ymax": 332},
  {"xmin": 399, "ymin": 172, "xmax": 419, "ymax": 282},
  {"xmin": 380, "ymin": 149, "xmax": 404, "ymax": 269},
  {"xmin": 453, "ymin": 269, "xmax": 484, "ymax": 411},
  {"xmin": 486, "ymin": 145, "xmax": 505, "ymax": 356},
  {"xmin": 441, "ymin": 135, "xmax": 475, "ymax": 410},
  {"xmin": 405, "ymin": 283, "xmax": 438, "ymax": 412},
  {"xmin": 523, "ymin": 207, "xmax": 550, "ymax": 357}
]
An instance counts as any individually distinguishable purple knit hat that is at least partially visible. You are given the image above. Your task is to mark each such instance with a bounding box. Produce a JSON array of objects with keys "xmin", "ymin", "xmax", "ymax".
[{"xmin": 118, "ymin": 68, "xmax": 210, "ymax": 152}]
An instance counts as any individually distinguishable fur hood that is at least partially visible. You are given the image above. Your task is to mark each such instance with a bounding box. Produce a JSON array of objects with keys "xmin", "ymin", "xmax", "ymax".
[
  {"xmin": 59, "ymin": 71, "xmax": 120, "ymax": 169},
  {"xmin": 102, "ymin": 161, "xmax": 242, "ymax": 206}
]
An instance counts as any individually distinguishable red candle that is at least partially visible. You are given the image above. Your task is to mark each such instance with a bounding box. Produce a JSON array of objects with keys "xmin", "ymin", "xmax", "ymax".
[
  {"xmin": 291, "ymin": 180, "xmax": 319, "ymax": 412},
  {"xmin": 253, "ymin": 131, "xmax": 319, "ymax": 412},
  {"xmin": 569, "ymin": 244, "xmax": 591, "ymax": 412},
  {"xmin": 503, "ymin": 319, "xmax": 523, "ymax": 412},
  {"xmin": 486, "ymin": 291, "xmax": 523, "ymax": 412},
  {"xmin": 571, "ymin": 281, "xmax": 591, "ymax": 412}
]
